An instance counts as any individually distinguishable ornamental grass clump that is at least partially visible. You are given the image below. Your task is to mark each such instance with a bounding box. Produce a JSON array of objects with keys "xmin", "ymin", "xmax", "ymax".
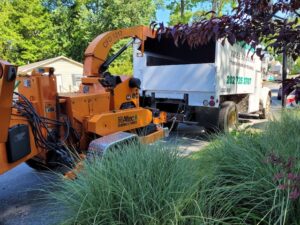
[
  {"xmin": 193, "ymin": 110, "xmax": 300, "ymax": 224},
  {"xmin": 51, "ymin": 110, "xmax": 300, "ymax": 225},
  {"xmin": 50, "ymin": 143, "xmax": 202, "ymax": 225}
]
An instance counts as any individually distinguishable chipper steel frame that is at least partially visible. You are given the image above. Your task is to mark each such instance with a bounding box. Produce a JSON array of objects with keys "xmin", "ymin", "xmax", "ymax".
[{"xmin": 0, "ymin": 25, "xmax": 167, "ymax": 175}]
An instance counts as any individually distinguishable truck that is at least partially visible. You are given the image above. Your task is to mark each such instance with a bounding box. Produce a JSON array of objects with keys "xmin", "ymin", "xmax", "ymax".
[{"xmin": 133, "ymin": 36, "xmax": 271, "ymax": 132}]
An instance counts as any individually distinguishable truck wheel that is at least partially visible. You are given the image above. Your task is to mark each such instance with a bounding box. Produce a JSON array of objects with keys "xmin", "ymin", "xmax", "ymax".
[
  {"xmin": 259, "ymin": 95, "xmax": 271, "ymax": 119},
  {"xmin": 218, "ymin": 101, "xmax": 238, "ymax": 132}
]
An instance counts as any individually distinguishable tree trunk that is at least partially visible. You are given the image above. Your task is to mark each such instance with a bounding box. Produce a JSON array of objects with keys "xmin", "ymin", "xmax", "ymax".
[
  {"xmin": 180, "ymin": 0, "xmax": 185, "ymax": 19},
  {"xmin": 212, "ymin": 0, "xmax": 218, "ymax": 16}
]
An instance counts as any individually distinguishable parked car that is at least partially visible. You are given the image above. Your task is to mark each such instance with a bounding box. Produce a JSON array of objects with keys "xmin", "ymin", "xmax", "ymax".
[
  {"xmin": 286, "ymin": 90, "xmax": 299, "ymax": 108},
  {"xmin": 277, "ymin": 76, "xmax": 300, "ymax": 100}
]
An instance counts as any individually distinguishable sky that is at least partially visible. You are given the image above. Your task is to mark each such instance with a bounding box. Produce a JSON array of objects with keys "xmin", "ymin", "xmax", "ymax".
[
  {"xmin": 156, "ymin": 8, "xmax": 171, "ymax": 24},
  {"xmin": 155, "ymin": 2, "xmax": 234, "ymax": 24}
]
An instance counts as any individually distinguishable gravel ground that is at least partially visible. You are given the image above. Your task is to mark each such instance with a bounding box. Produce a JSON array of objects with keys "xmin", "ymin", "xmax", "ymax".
[{"xmin": 0, "ymin": 81, "xmax": 281, "ymax": 225}]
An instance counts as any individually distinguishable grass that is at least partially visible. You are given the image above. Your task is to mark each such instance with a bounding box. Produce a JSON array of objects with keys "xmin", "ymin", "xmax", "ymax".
[
  {"xmin": 192, "ymin": 110, "xmax": 300, "ymax": 224},
  {"xmin": 50, "ymin": 110, "xmax": 300, "ymax": 225},
  {"xmin": 49, "ymin": 143, "xmax": 204, "ymax": 225}
]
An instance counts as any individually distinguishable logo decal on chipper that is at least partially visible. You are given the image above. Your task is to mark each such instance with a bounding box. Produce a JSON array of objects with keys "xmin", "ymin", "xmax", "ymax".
[{"xmin": 118, "ymin": 115, "xmax": 138, "ymax": 127}]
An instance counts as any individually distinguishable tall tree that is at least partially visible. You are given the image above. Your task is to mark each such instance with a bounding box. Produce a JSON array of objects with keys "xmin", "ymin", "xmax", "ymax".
[
  {"xmin": 43, "ymin": 0, "xmax": 159, "ymax": 70},
  {"xmin": 211, "ymin": 0, "xmax": 236, "ymax": 16},
  {"xmin": 0, "ymin": 0, "xmax": 56, "ymax": 65},
  {"xmin": 167, "ymin": 0, "xmax": 236, "ymax": 25},
  {"xmin": 166, "ymin": 0, "xmax": 201, "ymax": 24},
  {"xmin": 0, "ymin": 1, "xmax": 20, "ymax": 63},
  {"xmin": 192, "ymin": 0, "xmax": 236, "ymax": 21},
  {"xmin": 2, "ymin": 0, "xmax": 160, "ymax": 75},
  {"xmin": 42, "ymin": 0, "xmax": 92, "ymax": 61},
  {"xmin": 93, "ymin": 0, "xmax": 158, "ymax": 75}
]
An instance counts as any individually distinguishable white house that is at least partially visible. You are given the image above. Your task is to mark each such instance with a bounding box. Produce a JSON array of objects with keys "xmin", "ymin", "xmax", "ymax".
[{"xmin": 18, "ymin": 56, "xmax": 83, "ymax": 93}]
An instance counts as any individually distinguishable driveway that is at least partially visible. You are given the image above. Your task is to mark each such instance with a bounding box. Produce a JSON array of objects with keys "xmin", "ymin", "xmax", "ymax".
[{"xmin": 0, "ymin": 165, "xmax": 62, "ymax": 225}]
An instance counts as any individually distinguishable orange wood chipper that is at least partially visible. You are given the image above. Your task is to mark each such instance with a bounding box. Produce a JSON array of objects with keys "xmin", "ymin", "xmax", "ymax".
[{"xmin": 0, "ymin": 25, "xmax": 167, "ymax": 175}]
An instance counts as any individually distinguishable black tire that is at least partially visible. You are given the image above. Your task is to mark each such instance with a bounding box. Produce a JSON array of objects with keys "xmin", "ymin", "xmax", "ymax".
[
  {"xmin": 218, "ymin": 101, "xmax": 238, "ymax": 132},
  {"xmin": 277, "ymin": 94, "xmax": 281, "ymax": 100},
  {"xmin": 259, "ymin": 95, "xmax": 271, "ymax": 119},
  {"xmin": 26, "ymin": 154, "xmax": 69, "ymax": 172},
  {"xmin": 277, "ymin": 87, "xmax": 282, "ymax": 100},
  {"xmin": 205, "ymin": 126, "xmax": 218, "ymax": 134},
  {"xmin": 165, "ymin": 121, "xmax": 178, "ymax": 131},
  {"xmin": 26, "ymin": 158, "xmax": 49, "ymax": 171},
  {"xmin": 26, "ymin": 154, "xmax": 79, "ymax": 175}
]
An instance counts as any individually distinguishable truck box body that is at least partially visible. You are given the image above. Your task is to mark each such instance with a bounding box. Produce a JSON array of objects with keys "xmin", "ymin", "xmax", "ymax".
[{"xmin": 133, "ymin": 36, "xmax": 270, "ymax": 129}]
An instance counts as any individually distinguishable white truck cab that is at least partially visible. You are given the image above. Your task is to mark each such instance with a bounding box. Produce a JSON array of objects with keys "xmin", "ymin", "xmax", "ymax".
[{"xmin": 133, "ymin": 37, "xmax": 271, "ymax": 132}]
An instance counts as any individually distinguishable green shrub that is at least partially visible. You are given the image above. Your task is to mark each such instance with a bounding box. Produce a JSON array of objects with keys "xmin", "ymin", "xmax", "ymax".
[{"xmin": 50, "ymin": 143, "xmax": 205, "ymax": 225}]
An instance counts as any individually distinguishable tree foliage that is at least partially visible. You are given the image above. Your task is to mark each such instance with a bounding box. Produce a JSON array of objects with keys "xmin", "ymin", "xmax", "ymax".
[
  {"xmin": 155, "ymin": 0, "xmax": 299, "ymax": 59},
  {"xmin": 0, "ymin": 0, "xmax": 56, "ymax": 65},
  {"xmin": 83, "ymin": 0, "xmax": 158, "ymax": 75},
  {"xmin": 210, "ymin": 0, "xmax": 237, "ymax": 16},
  {"xmin": 0, "ymin": 0, "xmax": 158, "ymax": 74},
  {"xmin": 166, "ymin": 0, "xmax": 200, "ymax": 24},
  {"xmin": 192, "ymin": 0, "xmax": 236, "ymax": 22},
  {"xmin": 166, "ymin": 0, "xmax": 236, "ymax": 25},
  {"xmin": 291, "ymin": 58, "xmax": 300, "ymax": 75}
]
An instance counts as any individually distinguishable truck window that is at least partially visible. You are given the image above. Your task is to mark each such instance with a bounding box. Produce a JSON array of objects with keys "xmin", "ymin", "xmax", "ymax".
[{"xmin": 144, "ymin": 36, "xmax": 216, "ymax": 66}]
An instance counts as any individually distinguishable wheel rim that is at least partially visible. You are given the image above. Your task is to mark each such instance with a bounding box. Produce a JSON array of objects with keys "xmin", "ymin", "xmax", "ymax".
[
  {"xmin": 266, "ymin": 98, "xmax": 270, "ymax": 112},
  {"xmin": 264, "ymin": 97, "xmax": 271, "ymax": 118},
  {"xmin": 228, "ymin": 110, "xmax": 237, "ymax": 131}
]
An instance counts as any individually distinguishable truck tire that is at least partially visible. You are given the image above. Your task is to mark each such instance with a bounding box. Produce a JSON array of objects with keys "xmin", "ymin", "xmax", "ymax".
[
  {"xmin": 259, "ymin": 95, "xmax": 271, "ymax": 119},
  {"xmin": 218, "ymin": 101, "xmax": 238, "ymax": 132}
]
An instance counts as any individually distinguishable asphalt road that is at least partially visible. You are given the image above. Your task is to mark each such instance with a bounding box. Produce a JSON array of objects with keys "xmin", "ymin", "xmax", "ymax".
[{"xmin": 0, "ymin": 82, "xmax": 281, "ymax": 225}]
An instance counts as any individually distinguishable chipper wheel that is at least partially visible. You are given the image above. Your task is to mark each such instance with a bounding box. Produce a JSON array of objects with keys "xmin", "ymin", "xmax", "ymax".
[{"xmin": 26, "ymin": 158, "xmax": 49, "ymax": 171}]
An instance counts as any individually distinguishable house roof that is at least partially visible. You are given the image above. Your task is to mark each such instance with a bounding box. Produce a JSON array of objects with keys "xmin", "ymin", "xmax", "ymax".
[{"xmin": 18, "ymin": 56, "xmax": 83, "ymax": 74}]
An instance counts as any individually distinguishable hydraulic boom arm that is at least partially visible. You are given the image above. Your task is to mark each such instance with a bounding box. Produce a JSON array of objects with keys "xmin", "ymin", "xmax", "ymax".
[
  {"xmin": 83, "ymin": 25, "xmax": 156, "ymax": 77},
  {"xmin": 99, "ymin": 38, "xmax": 135, "ymax": 73}
]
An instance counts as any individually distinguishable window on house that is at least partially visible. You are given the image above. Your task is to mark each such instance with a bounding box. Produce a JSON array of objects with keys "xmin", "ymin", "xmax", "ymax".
[
  {"xmin": 72, "ymin": 74, "xmax": 82, "ymax": 86},
  {"xmin": 56, "ymin": 74, "xmax": 63, "ymax": 93}
]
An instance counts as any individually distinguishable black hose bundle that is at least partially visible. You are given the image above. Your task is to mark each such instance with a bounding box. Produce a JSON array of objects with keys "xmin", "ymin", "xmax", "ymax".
[{"xmin": 12, "ymin": 92, "xmax": 80, "ymax": 164}]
